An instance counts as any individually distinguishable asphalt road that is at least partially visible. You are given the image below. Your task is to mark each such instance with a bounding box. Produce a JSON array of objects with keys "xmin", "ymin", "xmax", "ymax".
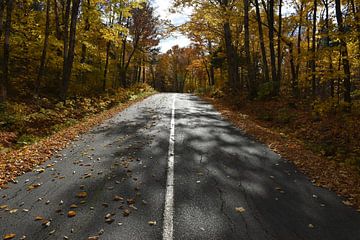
[{"xmin": 1, "ymin": 93, "xmax": 360, "ymax": 240}]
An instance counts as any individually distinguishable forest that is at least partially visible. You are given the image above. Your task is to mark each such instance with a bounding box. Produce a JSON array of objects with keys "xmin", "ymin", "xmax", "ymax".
[{"xmin": 0, "ymin": 0, "xmax": 359, "ymax": 171}]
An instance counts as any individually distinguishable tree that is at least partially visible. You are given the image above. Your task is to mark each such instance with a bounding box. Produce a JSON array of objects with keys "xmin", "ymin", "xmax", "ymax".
[
  {"xmin": 244, "ymin": 0, "xmax": 256, "ymax": 98},
  {"xmin": 0, "ymin": 0, "xmax": 14, "ymax": 101},
  {"xmin": 61, "ymin": 0, "xmax": 81, "ymax": 101},
  {"xmin": 119, "ymin": 2, "xmax": 160, "ymax": 87},
  {"xmin": 36, "ymin": 0, "xmax": 51, "ymax": 95},
  {"xmin": 335, "ymin": 0, "xmax": 352, "ymax": 105}
]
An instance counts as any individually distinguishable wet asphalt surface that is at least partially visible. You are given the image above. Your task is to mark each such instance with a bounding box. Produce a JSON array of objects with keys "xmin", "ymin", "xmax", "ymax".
[{"xmin": 0, "ymin": 93, "xmax": 360, "ymax": 240}]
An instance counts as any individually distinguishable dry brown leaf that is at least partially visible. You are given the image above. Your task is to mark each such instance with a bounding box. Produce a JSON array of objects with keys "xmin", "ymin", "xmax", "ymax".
[
  {"xmin": 123, "ymin": 209, "xmax": 130, "ymax": 217},
  {"xmin": 113, "ymin": 195, "xmax": 123, "ymax": 201},
  {"xmin": 67, "ymin": 211, "xmax": 76, "ymax": 218}
]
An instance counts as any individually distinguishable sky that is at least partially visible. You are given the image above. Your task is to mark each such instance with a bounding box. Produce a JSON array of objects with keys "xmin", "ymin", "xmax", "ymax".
[{"xmin": 152, "ymin": 0, "xmax": 192, "ymax": 53}]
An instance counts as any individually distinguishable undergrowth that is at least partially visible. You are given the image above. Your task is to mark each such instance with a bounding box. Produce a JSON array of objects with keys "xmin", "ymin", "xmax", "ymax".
[{"xmin": 0, "ymin": 84, "xmax": 155, "ymax": 150}]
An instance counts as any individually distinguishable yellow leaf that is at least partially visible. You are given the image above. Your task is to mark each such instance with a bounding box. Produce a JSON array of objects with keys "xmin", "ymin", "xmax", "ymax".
[{"xmin": 3, "ymin": 233, "xmax": 16, "ymax": 239}]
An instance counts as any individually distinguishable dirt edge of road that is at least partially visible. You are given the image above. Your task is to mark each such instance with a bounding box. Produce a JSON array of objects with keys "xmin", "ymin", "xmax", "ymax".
[
  {"xmin": 204, "ymin": 97, "xmax": 360, "ymax": 211},
  {"xmin": 0, "ymin": 92, "xmax": 156, "ymax": 188}
]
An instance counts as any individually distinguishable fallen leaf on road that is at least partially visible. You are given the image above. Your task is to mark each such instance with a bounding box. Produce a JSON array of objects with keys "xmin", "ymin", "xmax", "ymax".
[
  {"xmin": 87, "ymin": 236, "xmax": 99, "ymax": 240},
  {"xmin": 76, "ymin": 192, "xmax": 88, "ymax": 198},
  {"xmin": 308, "ymin": 224, "xmax": 314, "ymax": 228},
  {"xmin": 105, "ymin": 218, "xmax": 114, "ymax": 224},
  {"xmin": 9, "ymin": 209, "xmax": 18, "ymax": 214},
  {"xmin": 0, "ymin": 205, "xmax": 8, "ymax": 209},
  {"xmin": 342, "ymin": 200, "xmax": 353, "ymax": 206},
  {"xmin": 70, "ymin": 204, "xmax": 78, "ymax": 209},
  {"xmin": 27, "ymin": 183, "xmax": 41, "ymax": 191},
  {"xmin": 35, "ymin": 216, "xmax": 43, "ymax": 221},
  {"xmin": 67, "ymin": 211, "xmax": 76, "ymax": 218},
  {"xmin": 235, "ymin": 207, "xmax": 246, "ymax": 213},
  {"xmin": 36, "ymin": 168, "xmax": 45, "ymax": 173},
  {"xmin": 42, "ymin": 220, "xmax": 51, "ymax": 227},
  {"xmin": 148, "ymin": 221, "xmax": 156, "ymax": 226},
  {"xmin": 123, "ymin": 209, "xmax": 130, "ymax": 217},
  {"xmin": 3, "ymin": 234, "xmax": 16, "ymax": 239},
  {"xmin": 113, "ymin": 195, "xmax": 123, "ymax": 201}
]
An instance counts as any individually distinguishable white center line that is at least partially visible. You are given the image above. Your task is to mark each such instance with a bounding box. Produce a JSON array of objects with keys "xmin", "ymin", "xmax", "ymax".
[{"xmin": 163, "ymin": 94, "xmax": 176, "ymax": 240}]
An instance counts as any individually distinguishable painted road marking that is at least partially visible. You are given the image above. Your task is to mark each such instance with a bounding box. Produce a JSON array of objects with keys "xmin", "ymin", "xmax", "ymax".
[{"xmin": 163, "ymin": 94, "xmax": 176, "ymax": 240}]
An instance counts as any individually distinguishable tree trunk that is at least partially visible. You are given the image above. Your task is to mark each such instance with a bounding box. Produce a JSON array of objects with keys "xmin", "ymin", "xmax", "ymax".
[
  {"xmin": 61, "ymin": 0, "xmax": 81, "ymax": 101},
  {"xmin": 208, "ymin": 40, "xmax": 215, "ymax": 86},
  {"xmin": 80, "ymin": 0, "xmax": 90, "ymax": 64},
  {"xmin": 268, "ymin": 0, "xmax": 278, "ymax": 95},
  {"xmin": 295, "ymin": 3, "xmax": 304, "ymax": 83},
  {"xmin": 61, "ymin": 0, "xmax": 71, "ymax": 100},
  {"xmin": 142, "ymin": 59, "xmax": 146, "ymax": 83},
  {"xmin": 0, "ymin": 0, "xmax": 5, "ymax": 38},
  {"xmin": 103, "ymin": 41, "xmax": 110, "ymax": 91},
  {"xmin": 54, "ymin": 0, "xmax": 61, "ymax": 40},
  {"xmin": 1, "ymin": 0, "xmax": 14, "ymax": 101},
  {"xmin": 244, "ymin": 0, "xmax": 256, "ymax": 98},
  {"xmin": 335, "ymin": 0, "xmax": 352, "ymax": 105},
  {"xmin": 36, "ymin": 0, "xmax": 51, "ymax": 96},
  {"xmin": 288, "ymin": 42, "xmax": 299, "ymax": 97},
  {"xmin": 120, "ymin": 38, "xmax": 127, "ymax": 87},
  {"xmin": 311, "ymin": 0, "xmax": 317, "ymax": 96},
  {"xmin": 254, "ymin": 0, "xmax": 270, "ymax": 83},
  {"xmin": 277, "ymin": 0, "xmax": 282, "ymax": 89},
  {"xmin": 223, "ymin": 21, "xmax": 239, "ymax": 89}
]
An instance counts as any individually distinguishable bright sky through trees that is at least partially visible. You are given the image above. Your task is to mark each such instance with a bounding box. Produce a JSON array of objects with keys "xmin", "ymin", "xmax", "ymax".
[{"xmin": 153, "ymin": 0, "xmax": 192, "ymax": 52}]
